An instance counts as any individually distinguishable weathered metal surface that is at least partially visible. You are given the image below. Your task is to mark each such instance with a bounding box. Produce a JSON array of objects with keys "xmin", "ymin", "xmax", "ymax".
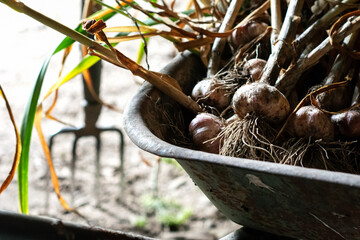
[
  {"xmin": 0, "ymin": 210, "xmax": 156, "ymax": 240},
  {"xmin": 124, "ymin": 51, "xmax": 360, "ymax": 240}
]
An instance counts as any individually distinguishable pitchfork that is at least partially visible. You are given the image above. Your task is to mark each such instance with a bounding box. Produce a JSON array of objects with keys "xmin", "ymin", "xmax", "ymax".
[
  {"xmin": 44, "ymin": 1, "xmax": 125, "ymax": 209},
  {"xmin": 44, "ymin": 58, "xmax": 125, "ymax": 209}
]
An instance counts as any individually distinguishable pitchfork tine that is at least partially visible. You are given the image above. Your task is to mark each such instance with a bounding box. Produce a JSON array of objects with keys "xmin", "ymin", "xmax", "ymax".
[
  {"xmin": 71, "ymin": 136, "xmax": 79, "ymax": 205},
  {"xmin": 101, "ymin": 127, "xmax": 125, "ymax": 192},
  {"xmin": 95, "ymin": 135, "xmax": 101, "ymax": 207},
  {"xmin": 44, "ymin": 133, "xmax": 56, "ymax": 212}
]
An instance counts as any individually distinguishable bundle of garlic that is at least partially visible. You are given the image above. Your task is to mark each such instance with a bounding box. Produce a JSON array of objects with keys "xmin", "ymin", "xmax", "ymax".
[{"xmin": 188, "ymin": 0, "xmax": 360, "ymax": 173}]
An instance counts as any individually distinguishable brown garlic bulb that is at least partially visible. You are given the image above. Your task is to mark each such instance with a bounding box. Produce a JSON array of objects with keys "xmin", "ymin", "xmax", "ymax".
[
  {"xmin": 232, "ymin": 82, "xmax": 290, "ymax": 124},
  {"xmin": 191, "ymin": 78, "xmax": 231, "ymax": 111},
  {"xmin": 243, "ymin": 58, "xmax": 267, "ymax": 81},
  {"xmin": 331, "ymin": 110, "xmax": 360, "ymax": 139},
  {"xmin": 231, "ymin": 20, "xmax": 268, "ymax": 48},
  {"xmin": 189, "ymin": 113, "xmax": 224, "ymax": 154},
  {"xmin": 289, "ymin": 105, "xmax": 335, "ymax": 140}
]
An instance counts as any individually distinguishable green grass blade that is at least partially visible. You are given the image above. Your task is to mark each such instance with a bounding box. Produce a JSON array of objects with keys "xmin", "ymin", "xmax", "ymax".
[
  {"xmin": 136, "ymin": 37, "xmax": 149, "ymax": 64},
  {"xmin": 54, "ymin": 55, "xmax": 101, "ymax": 89},
  {"xmin": 17, "ymin": 55, "xmax": 102, "ymax": 214},
  {"xmin": 16, "ymin": 6, "xmax": 120, "ymax": 213},
  {"xmin": 18, "ymin": 56, "xmax": 51, "ymax": 214},
  {"xmin": 17, "ymin": 39, "xmax": 122, "ymax": 213},
  {"xmin": 53, "ymin": 25, "xmax": 83, "ymax": 55}
]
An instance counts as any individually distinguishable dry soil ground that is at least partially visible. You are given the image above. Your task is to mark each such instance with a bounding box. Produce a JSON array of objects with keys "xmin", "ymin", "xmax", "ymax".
[{"xmin": 0, "ymin": 1, "xmax": 239, "ymax": 239}]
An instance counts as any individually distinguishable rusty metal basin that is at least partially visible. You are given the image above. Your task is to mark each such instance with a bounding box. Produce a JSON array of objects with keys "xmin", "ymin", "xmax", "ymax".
[{"xmin": 124, "ymin": 51, "xmax": 360, "ymax": 240}]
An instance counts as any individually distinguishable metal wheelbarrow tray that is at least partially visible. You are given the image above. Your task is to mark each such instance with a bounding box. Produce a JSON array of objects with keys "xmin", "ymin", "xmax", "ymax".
[
  {"xmin": 0, "ymin": 210, "xmax": 154, "ymax": 240},
  {"xmin": 124, "ymin": 51, "xmax": 360, "ymax": 240}
]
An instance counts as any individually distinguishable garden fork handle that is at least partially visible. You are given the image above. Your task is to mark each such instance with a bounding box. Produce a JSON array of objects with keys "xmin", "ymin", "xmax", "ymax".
[
  {"xmin": 81, "ymin": 0, "xmax": 103, "ymax": 128},
  {"xmin": 82, "ymin": 61, "xmax": 102, "ymax": 129}
]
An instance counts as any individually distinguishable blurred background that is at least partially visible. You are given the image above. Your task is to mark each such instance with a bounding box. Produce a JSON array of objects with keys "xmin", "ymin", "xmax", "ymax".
[{"xmin": 0, "ymin": 0, "xmax": 238, "ymax": 239}]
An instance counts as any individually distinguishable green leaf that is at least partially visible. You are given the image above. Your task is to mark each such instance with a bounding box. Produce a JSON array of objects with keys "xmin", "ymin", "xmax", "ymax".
[
  {"xmin": 161, "ymin": 157, "xmax": 182, "ymax": 170},
  {"xmin": 17, "ymin": 7, "xmax": 119, "ymax": 213},
  {"xmin": 133, "ymin": 216, "xmax": 147, "ymax": 228},
  {"xmin": 158, "ymin": 207, "xmax": 192, "ymax": 227},
  {"xmin": 52, "ymin": 55, "xmax": 101, "ymax": 89},
  {"xmin": 140, "ymin": 194, "xmax": 192, "ymax": 228},
  {"xmin": 136, "ymin": 37, "xmax": 149, "ymax": 64},
  {"xmin": 53, "ymin": 25, "xmax": 83, "ymax": 55},
  {"xmin": 17, "ymin": 55, "xmax": 104, "ymax": 214},
  {"xmin": 18, "ymin": 56, "xmax": 51, "ymax": 214}
]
